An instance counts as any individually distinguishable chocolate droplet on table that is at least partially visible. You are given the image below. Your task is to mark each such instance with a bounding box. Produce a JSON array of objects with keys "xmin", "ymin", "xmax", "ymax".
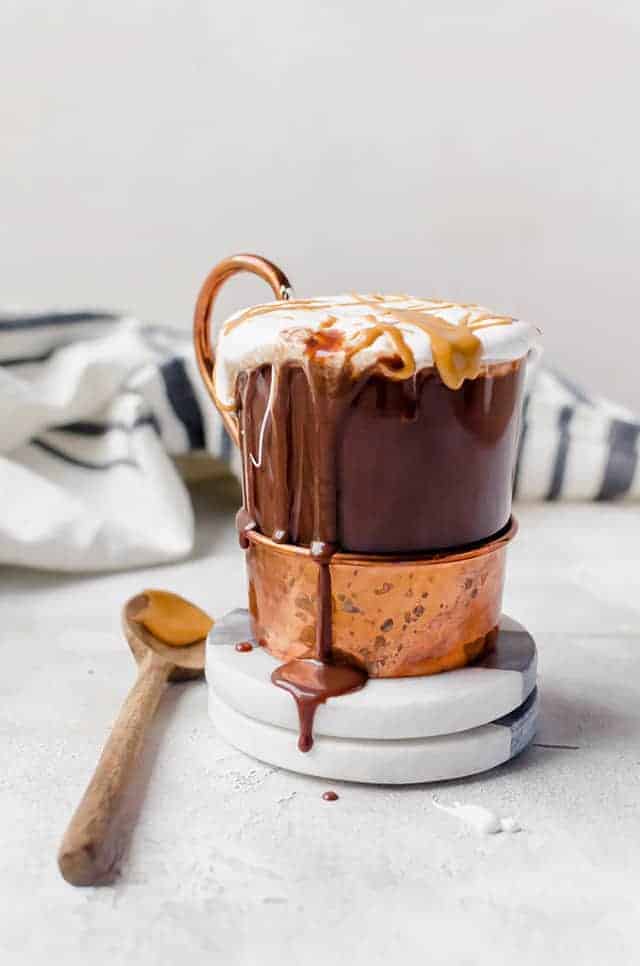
[
  {"xmin": 322, "ymin": 791, "xmax": 339, "ymax": 801},
  {"xmin": 235, "ymin": 641, "xmax": 253, "ymax": 653}
]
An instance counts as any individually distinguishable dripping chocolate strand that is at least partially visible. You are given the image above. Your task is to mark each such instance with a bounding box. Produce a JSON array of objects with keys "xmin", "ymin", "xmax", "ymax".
[
  {"xmin": 288, "ymin": 370, "xmax": 306, "ymax": 546},
  {"xmin": 235, "ymin": 507, "xmax": 255, "ymax": 550},
  {"xmin": 304, "ymin": 359, "xmax": 340, "ymax": 664},
  {"xmin": 223, "ymin": 292, "xmax": 511, "ymax": 337},
  {"xmin": 266, "ymin": 358, "xmax": 368, "ymax": 750},
  {"xmin": 301, "ymin": 356, "xmax": 366, "ymax": 665},
  {"xmin": 266, "ymin": 364, "xmax": 290, "ymax": 544},
  {"xmin": 236, "ymin": 374, "xmax": 257, "ymax": 549},
  {"xmin": 314, "ymin": 553, "xmax": 333, "ymax": 664}
]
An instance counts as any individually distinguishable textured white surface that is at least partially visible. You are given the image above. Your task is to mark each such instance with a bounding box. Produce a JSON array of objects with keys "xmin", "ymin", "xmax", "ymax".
[
  {"xmin": 207, "ymin": 612, "xmax": 537, "ymax": 738},
  {"xmin": 1, "ymin": 496, "xmax": 640, "ymax": 965},
  {"xmin": 208, "ymin": 689, "xmax": 537, "ymax": 784}
]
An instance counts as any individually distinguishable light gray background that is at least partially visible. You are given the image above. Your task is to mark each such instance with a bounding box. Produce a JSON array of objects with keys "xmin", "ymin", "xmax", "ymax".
[{"xmin": 2, "ymin": 1, "xmax": 639, "ymax": 408}]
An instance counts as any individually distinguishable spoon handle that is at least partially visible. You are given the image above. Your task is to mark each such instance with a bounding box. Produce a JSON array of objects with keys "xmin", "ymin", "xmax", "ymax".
[{"xmin": 58, "ymin": 652, "xmax": 172, "ymax": 886}]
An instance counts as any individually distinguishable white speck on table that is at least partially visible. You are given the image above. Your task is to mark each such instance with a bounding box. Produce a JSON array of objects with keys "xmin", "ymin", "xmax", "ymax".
[{"xmin": 1, "ymin": 494, "xmax": 639, "ymax": 965}]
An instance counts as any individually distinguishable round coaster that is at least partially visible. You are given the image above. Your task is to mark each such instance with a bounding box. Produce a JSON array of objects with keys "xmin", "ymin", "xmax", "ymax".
[
  {"xmin": 209, "ymin": 688, "xmax": 538, "ymax": 785},
  {"xmin": 206, "ymin": 610, "xmax": 536, "ymax": 739}
]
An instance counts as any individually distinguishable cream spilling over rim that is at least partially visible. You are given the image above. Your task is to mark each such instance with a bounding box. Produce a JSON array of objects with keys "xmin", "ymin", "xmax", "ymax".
[{"xmin": 214, "ymin": 293, "xmax": 539, "ymax": 409}]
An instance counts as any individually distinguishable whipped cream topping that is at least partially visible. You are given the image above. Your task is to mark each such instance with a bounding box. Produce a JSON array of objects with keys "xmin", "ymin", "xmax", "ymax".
[{"xmin": 214, "ymin": 293, "xmax": 538, "ymax": 408}]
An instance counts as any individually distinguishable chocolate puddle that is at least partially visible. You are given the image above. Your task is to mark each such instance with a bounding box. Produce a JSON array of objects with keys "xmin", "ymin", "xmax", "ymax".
[{"xmin": 272, "ymin": 659, "xmax": 368, "ymax": 752}]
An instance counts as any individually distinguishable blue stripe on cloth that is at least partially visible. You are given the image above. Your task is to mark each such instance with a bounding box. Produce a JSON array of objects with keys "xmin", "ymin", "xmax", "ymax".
[
  {"xmin": 546, "ymin": 405, "xmax": 574, "ymax": 500},
  {"xmin": 0, "ymin": 312, "xmax": 119, "ymax": 331},
  {"xmin": 0, "ymin": 349, "xmax": 57, "ymax": 367},
  {"xmin": 597, "ymin": 419, "xmax": 640, "ymax": 500},
  {"xmin": 31, "ymin": 439, "xmax": 138, "ymax": 471},
  {"xmin": 159, "ymin": 357, "xmax": 205, "ymax": 450},
  {"xmin": 53, "ymin": 415, "xmax": 160, "ymax": 437}
]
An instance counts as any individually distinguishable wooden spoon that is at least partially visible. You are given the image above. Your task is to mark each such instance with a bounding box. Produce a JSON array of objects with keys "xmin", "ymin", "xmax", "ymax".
[{"xmin": 58, "ymin": 591, "xmax": 212, "ymax": 886}]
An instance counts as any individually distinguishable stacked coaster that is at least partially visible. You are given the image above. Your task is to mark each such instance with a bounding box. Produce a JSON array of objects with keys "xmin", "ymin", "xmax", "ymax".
[{"xmin": 206, "ymin": 611, "xmax": 538, "ymax": 784}]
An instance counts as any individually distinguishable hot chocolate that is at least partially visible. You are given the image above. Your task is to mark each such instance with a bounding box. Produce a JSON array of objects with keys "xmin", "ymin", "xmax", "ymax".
[
  {"xmin": 194, "ymin": 254, "xmax": 538, "ymax": 748},
  {"xmin": 238, "ymin": 358, "xmax": 524, "ymax": 553}
]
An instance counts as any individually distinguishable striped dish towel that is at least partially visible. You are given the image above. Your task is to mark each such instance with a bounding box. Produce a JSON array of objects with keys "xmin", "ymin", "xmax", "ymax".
[
  {"xmin": 1, "ymin": 311, "xmax": 638, "ymax": 572},
  {"xmin": 514, "ymin": 365, "xmax": 640, "ymax": 502}
]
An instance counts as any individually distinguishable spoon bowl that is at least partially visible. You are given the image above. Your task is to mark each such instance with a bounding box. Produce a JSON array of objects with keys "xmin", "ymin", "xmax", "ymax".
[{"xmin": 122, "ymin": 593, "xmax": 206, "ymax": 681}]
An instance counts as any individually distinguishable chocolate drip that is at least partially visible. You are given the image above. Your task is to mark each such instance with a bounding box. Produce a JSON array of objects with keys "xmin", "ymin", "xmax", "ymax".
[
  {"xmin": 274, "ymin": 359, "xmax": 364, "ymax": 744},
  {"xmin": 305, "ymin": 362, "xmax": 339, "ymax": 664},
  {"xmin": 303, "ymin": 358, "xmax": 367, "ymax": 664},
  {"xmin": 267, "ymin": 365, "xmax": 290, "ymax": 543},
  {"xmin": 235, "ymin": 641, "xmax": 253, "ymax": 653},
  {"xmin": 237, "ymin": 374, "xmax": 257, "ymax": 549},
  {"xmin": 305, "ymin": 366, "xmax": 339, "ymax": 548},
  {"xmin": 322, "ymin": 791, "xmax": 339, "ymax": 801},
  {"xmin": 311, "ymin": 544, "xmax": 335, "ymax": 664},
  {"xmin": 271, "ymin": 659, "xmax": 367, "ymax": 752},
  {"xmin": 235, "ymin": 507, "xmax": 256, "ymax": 550}
]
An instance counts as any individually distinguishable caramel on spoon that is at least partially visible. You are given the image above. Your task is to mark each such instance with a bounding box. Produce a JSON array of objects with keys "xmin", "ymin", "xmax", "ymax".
[{"xmin": 58, "ymin": 590, "xmax": 213, "ymax": 887}]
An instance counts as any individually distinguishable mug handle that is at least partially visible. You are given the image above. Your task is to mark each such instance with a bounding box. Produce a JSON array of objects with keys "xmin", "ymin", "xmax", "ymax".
[{"xmin": 193, "ymin": 253, "xmax": 292, "ymax": 447}]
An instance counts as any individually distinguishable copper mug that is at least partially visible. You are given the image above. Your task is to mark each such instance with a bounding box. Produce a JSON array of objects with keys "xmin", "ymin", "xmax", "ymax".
[{"xmin": 194, "ymin": 254, "xmax": 524, "ymax": 677}]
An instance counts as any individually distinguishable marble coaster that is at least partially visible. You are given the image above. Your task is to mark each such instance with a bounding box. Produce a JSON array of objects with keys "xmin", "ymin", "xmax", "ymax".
[
  {"xmin": 206, "ymin": 610, "xmax": 536, "ymax": 739},
  {"xmin": 208, "ymin": 688, "xmax": 538, "ymax": 785}
]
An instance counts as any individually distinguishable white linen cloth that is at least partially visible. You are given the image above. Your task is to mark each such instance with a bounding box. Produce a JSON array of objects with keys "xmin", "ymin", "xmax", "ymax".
[
  {"xmin": 1, "ymin": 310, "xmax": 638, "ymax": 572},
  {"xmin": 0, "ymin": 312, "xmax": 234, "ymax": 571}
]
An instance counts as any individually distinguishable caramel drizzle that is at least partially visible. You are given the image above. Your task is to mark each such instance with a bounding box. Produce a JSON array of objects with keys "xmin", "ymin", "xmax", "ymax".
[
  {"xmin": 220, "ymin": 294, "xmax": 514, "ymax": 397},
  {"xmin": 222, "ymin": 294, "xmax": 502, "ymax": 333},
  {"xmin": 343, "ymin": 317, "xmax": 415, "ymax": 380},
  {"xmin": 130, "ymin": 590, "xmax": 213, "ymax": 646},
  {"xmin": 266, "ymin": 365, "xmax": 290, "ymax": 543},
  {"xmin": 378, "ymin": 307, "xmax": 483, "ymax": 390},
  {"xmin": 347, "ymin": 293, "xmax": 515, "ymax": 389},
  {"xmin": 224, "ymin": 298, "xmax": 354, "ymax": 333}
]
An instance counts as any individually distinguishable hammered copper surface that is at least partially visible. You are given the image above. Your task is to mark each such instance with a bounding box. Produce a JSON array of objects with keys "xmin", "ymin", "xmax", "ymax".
[{"xmin": 246, "ymin": 520, "xmax": 517, "ymax": 678}]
